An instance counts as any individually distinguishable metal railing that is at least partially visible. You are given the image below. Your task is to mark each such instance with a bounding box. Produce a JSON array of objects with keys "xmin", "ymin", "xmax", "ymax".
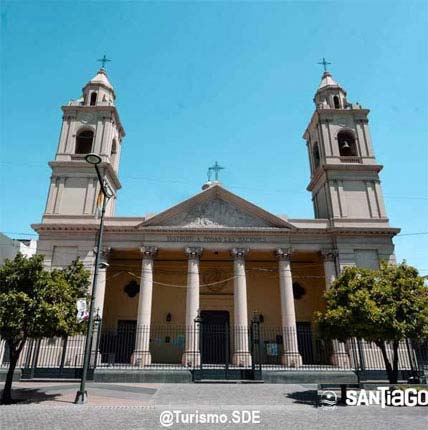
[{"xmin": 1, "ymin": 324, "xmax": 427, "ymax": 379}]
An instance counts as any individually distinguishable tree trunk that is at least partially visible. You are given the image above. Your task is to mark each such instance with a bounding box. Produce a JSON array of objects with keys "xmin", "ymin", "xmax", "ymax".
[
  {"xmin": 391, "ymin": 340, "xmax": 400, "ymax": 385},
  {"xmin": 376, "ymin": 340, "xmax": 394, "ymax": 384},
  {"xmin": 1, "ymin": 340, "xmax": 25, "ymax": 404}
]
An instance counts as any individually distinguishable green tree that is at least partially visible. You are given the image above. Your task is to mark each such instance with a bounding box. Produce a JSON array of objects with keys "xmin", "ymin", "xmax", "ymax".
[
  {"xmin": 316, "ymin": 261, "xmax": 428, "ymax": 384},
  {"xmin": 0, "ymin": 253, "xmax": 90, "ymax": 403}
]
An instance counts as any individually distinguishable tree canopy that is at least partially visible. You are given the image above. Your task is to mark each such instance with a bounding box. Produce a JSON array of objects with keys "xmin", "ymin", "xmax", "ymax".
[
  {"xmin": 0, "ymin": 253, "xmax": 90, "ymax": 403},
  {"xmin": 317, "ymin": 261, "xmax": 428, "ymax": 341},
  {"xmin": 316, "ymin": 261, "xmax": 428, "ymax": 383}
]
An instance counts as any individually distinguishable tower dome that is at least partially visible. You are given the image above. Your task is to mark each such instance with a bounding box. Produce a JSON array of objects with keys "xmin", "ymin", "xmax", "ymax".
[
  {"xmin": 83, "ymin": 68, "xmax": 116, "ymax": 106},
  {"xmin": 314, "ymin": 71, "xmax": 347, "ymax": 109}
]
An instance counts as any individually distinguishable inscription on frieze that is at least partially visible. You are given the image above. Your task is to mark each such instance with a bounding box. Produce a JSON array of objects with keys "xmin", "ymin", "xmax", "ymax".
[{"xmin": 165, "ymin": 235, "xmax": 285, "ymax": 243}]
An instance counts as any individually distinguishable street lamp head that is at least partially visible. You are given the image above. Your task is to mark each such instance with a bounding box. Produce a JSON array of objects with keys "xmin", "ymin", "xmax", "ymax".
[{"xmin": 85, "ymin": 153, "xmax": 102, "ymax": 165}]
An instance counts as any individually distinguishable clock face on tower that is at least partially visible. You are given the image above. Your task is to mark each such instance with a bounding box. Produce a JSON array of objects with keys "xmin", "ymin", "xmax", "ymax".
[{"xmin": 80, "ymin": 112, "xmax": 96, "ymax": 124}]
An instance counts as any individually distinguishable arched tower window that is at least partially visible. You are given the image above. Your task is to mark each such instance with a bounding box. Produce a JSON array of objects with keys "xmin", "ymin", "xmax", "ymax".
[
  {"xmin": 333, "ymin": 96, "xmax": 340, "ymax": 109},
  {"xmin": 90, "ymin": 92, "xmax": 97, "ymax": 106},
  {"xmin": 338, "ymin": 130, "xmax": 357, "ymax": 157},
  {"xmin": 111, "ymin": 139, "xmax": 117, "ymax": 155},
  {"xmin": 312, "ymin": 142, "xmax": 320, "ymax": 169},
  {"xmin": 75, "ymin": 130, "xmax": 94, "ymax": 154},
  {"xmin": 110, "ymin": 139, "xmax": 118, "ymax": 167}
]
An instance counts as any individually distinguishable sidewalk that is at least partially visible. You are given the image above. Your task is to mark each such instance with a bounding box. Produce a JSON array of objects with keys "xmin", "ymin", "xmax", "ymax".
[
  {"xmin": 0, "ymin": 381, "xmax": 159, "ymax": 406},
  {"xmin": 1, "ymin": 382, "xmax": 427, "ymax": 430}
]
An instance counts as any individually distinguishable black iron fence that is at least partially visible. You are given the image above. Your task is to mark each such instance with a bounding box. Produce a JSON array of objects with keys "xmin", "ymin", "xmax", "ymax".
[
  {"xmin": 99, "ymin": 325, "xmax": 187, "ymax": 366},
  {"xmin": 1, "ymin": 324, "xmax": 427, "ymax": 380},
  {"xmin": 258, "ymin": 326, "xmax": 334, "ymax": 368}
]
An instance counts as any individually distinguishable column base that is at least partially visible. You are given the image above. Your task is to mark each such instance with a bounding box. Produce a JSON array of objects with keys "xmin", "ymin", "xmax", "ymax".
[
  {"xmin": 131, "ymin": 351, "xmax": 152, "ymax": 367},
  {"xmin": 330, "ymin": 352, "xmax": 351, "ymax": 368},
  {"xmin": 281, "ymin": 352, "xmax": 302, "ymax": 367},
  {"xmin": 181, "ymin": 351, "xmax": 200, "ymax": 367},
  {"xmin": 232, "ymin": 351, "xmax": 252, "ymax": 367}
]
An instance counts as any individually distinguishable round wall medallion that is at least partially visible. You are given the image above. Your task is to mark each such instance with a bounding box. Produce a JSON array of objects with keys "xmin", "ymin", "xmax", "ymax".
[
  {"xmin": 124, "ymin": 280, "xmax": 140, "ymax": 298},
  {"xmin": 292, "ymin": 282, "xmax": 306, "ymax": 300},
  {"xmin": 202, "ymin": 268, "xmax": 228, "ymax": 293}
]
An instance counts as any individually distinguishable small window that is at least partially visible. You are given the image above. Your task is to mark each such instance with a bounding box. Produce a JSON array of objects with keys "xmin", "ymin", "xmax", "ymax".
[
  {"xmin": 338, "ymin": 131, "xmax": 357, "ymax": 157},
  {"xmin": 90, "ymin": 92, "xmax": 97, "ymax": 106},
  {"xmin": 333, "ymin": 96, "xmax": 340, "ymax": 109},
  {"xmin": 111, "ymin": 140, "xmax": 117, "ymax": 155},
  {"xmin": 75, "ymin": 130, "xmax": 94, "ymax": 154},
  {"xmin": 312, "ymin": 142, "xmax": 320, "ymax": 169}
]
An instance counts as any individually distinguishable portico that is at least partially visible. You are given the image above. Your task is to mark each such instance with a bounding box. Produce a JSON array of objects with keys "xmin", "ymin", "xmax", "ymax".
[{"xmin": 101, "ymin": 245, "xmax": 322, "ymax": 368}]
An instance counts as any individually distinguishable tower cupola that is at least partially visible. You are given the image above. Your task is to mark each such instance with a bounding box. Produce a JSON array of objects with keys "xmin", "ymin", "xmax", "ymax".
[
  {"xmin": 82, "ymin": 68, "xmax": 115, "ymax": 107},
  {"xmin": 314, "ymin": 71, "xmax": 348, "ymax": 109}
]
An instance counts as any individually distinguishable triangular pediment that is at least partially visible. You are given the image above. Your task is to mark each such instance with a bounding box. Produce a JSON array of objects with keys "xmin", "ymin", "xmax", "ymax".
[{"xmin": 138, "ymin": 184, "xmax": 295, "ymax": 229}]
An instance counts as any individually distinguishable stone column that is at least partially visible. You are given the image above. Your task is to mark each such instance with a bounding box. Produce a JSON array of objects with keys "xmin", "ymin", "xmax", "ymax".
[
  {"xmin": 322, "ymin": 249, "xmax": 351, "ymax": 368},
  {"xmin": 89, "ymin": 248, "xmax": 110, "ymax": 367},
  {"xmin": 132, "ymin": 246, "xmax": 157, "ymax": 367},
  {"xmin": 231, "ymin": 248, "xmax": 252, "ymax": 367},
  {"xmin": 182, "ymin": 247, "xmax": 203, "ymax": 367},
  {"xmin": 275, "ymin": 249, "xmax": 302, "ymax": 367},
  {"xmin": 94, "ymin": 248, "xmax": 110, "ymax": 319}
]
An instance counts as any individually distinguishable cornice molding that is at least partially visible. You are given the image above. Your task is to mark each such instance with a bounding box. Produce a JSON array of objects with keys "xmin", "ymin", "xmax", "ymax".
[
  {"xmin": 32, "ymin": 222, "xmax": 400, "ymax": 238},
  {"xmin": 307, "ymin": 163, "xmax": 383, "ymax": 191},
  {"xmin": 48, "ymin": 160, "xmax": 122, "ymax": 189}
]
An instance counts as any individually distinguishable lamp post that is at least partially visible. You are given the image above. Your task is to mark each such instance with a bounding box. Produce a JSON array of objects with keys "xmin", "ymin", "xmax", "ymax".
[{"xmin": 75, "ymin": 153, "xmax": 112, "ymax": 404}]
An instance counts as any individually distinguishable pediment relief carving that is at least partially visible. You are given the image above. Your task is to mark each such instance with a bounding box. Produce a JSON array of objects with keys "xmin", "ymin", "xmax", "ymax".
[
  {"xmin": 161, "ymin": 197, "xmax": 274, "ymax": 228},
  {"xmin": 138, "ymin": 184, "xmax": 294, "ymax": 230}
]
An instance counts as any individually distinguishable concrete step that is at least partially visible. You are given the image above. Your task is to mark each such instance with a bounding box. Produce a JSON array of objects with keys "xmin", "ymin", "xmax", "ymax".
[{"xmin": 195, "ymin": 379, "xmax": 264, "ymax": 384}]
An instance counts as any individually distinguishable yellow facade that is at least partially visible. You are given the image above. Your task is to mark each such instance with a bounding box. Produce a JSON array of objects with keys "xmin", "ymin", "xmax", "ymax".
[{"xmin": 103, "ymin": 250, "xmax": 326, "ymax": 331}]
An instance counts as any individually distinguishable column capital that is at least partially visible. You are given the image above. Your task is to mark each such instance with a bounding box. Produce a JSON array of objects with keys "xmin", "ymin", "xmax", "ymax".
[
  {"xmin": 93, "ymin": 245, "xmax": 111, "ymax": 256},
  {"xmin": 230, "ymin": 248, "xmax": 249, "ymax": 260},
  {"xmin": 140, "ymin": 246, "xmax": 158, "ymax": 259},
  {"xmin": 321, "ymin": 249, "xmax": 338, "ymax": 262},
  {"xmin": 99, "ymin": 247, "xmax": 111, "ymax": 269},
  {"xmin": 275, "ymin": 248, "xmax": 292, "ymax": 261},
  {"xmin": 185, "ymin": 247, "xmax": 203, "ymax": 259}
]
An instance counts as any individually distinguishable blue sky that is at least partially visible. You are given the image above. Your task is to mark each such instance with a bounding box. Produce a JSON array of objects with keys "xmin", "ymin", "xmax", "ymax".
[{"xmin": 1, "ymin": 1, "xmax": 427, "ymax": 274}]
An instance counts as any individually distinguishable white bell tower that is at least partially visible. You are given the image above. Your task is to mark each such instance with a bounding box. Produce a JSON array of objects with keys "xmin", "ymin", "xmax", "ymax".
[
  {"xmin": 42, "ymin": 66, "xmax": 125, "ymax": 220},
  {"xmin": 303, "ymin": 64, "xmax": 388, "ymax": 224}
]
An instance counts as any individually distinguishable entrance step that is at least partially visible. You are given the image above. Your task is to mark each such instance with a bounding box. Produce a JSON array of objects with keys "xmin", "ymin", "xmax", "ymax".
[{"xmin": 195, "ymin": 379, "xmax": 264, "ymax": 384}]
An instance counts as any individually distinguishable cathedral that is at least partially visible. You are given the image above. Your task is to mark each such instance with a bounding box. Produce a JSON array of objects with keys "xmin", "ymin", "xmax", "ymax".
[{"xmin": 30, "ymin": 65, "xmax": 400, "ymax": 372}]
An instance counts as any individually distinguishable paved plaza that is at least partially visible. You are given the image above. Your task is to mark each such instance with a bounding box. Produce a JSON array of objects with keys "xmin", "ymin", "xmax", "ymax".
[{"xmin": 0, "ymin": 382, "xmax": 427, "ymax": 429}]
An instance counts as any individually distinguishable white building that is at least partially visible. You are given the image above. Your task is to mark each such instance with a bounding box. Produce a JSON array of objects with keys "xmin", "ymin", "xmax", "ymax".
[{"xmin": 0, "ymin": 233, "xmax": 37, "ymax": 265}]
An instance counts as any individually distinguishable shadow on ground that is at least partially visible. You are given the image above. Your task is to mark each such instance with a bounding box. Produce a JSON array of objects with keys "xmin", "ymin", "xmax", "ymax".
[
  {"xmin": 285, "ymin": 390, "xmax": 318, "ymax": 407},
  {"xmin": 285, "ymin": 389, "xmax": 350, "ymax": 409},
  {"xmin": 1, "ymin": 388, "xmax": 63, "ymax": 405}
]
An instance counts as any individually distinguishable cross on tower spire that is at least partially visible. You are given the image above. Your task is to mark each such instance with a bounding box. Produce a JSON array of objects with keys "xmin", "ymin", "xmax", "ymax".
[
  {"xmin": 318, "ymin": 57, "xmax": 331, "ymax": 72},
  {"xmin": 207, "ymin": 161, "xmax": 224, "ymax": 182},
  {"xmin": 97, "ymin": 54, "xmax": 111, "ymax": 69}
]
